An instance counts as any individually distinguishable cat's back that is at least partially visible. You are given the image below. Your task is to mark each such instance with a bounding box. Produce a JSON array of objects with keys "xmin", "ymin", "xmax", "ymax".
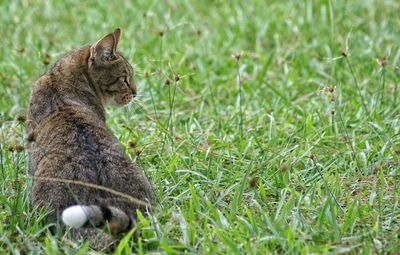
[
  {"xmin": 26, "ymin": 45, "xmax": 110, "ymax": 178},
  {"xmin": 28, "ymin": 45, "xmax": 92, "ymax": 124}
]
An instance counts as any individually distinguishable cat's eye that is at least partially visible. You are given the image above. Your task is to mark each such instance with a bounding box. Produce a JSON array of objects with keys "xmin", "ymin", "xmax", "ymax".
[{"xmin": 123, "ymin": 76, "xmax": 130, "ymax": 87}]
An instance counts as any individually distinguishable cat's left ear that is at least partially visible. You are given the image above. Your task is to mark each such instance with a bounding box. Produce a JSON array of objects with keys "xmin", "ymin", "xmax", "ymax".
[{"xmin": 90, "ymin": 28, "xmax": 121, "ymax": 63}]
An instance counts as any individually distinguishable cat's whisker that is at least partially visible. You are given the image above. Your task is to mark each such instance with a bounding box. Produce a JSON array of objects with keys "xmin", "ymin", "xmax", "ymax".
[
  {"xmin": 127, "ymin": 102, "xmax": 136, "ymax": 111},
  {"xmin": 122, "ymin": 100, "xmax": 140, "ymax": 112},
  {"xmin": 131, "ymin": 99, "xmax": 145, "ymax": 108},
  {"xmin": 133, "ymin": 94, "xmax": 150, "ymax": 97}
]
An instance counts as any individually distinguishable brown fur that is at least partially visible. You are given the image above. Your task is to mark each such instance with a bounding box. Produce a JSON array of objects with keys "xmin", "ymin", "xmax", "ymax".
[{"xmin": 26, "ymin": 29, "xmax": 154, "ymax": 249}]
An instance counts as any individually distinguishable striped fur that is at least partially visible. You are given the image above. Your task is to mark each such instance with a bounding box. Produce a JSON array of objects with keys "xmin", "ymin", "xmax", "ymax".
[{"xmin": 27, "ymin": 28, "xmax": 154, "ymax": 250}]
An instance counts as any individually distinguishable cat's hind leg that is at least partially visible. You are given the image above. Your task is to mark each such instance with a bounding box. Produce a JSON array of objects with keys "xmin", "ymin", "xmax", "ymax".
[{"xmin": 69, "ymin": 228, "xmax": 116, "ymax": 251}]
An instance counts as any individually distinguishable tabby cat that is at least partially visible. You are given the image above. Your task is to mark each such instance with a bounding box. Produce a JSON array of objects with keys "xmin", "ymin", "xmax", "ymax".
[{"xmin": 26, "ymin": 28, "xmax": 154, "ymax": 249}]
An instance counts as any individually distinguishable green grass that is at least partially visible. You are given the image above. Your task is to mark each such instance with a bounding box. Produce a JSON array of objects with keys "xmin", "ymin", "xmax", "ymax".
[{"xmin": 1, "ymin": 0, "xmax": 400, "ymax": 254}]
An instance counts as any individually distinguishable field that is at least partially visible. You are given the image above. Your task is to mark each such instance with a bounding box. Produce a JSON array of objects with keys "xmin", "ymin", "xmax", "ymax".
[{"xmin": 1, "ymin": 0, "xmax": 399, "ymax": 254}]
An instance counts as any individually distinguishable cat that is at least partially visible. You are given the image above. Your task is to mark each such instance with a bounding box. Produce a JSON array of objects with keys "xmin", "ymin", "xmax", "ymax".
[{"xmin": 26, "ymin": 28, "xmax": 154, "ymax": 249}]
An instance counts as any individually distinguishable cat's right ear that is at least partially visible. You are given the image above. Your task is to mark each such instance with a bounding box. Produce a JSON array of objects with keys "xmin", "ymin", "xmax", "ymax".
[{"xmin": 89, "ymin": 28, "xmax": 121, "ymax": 66}]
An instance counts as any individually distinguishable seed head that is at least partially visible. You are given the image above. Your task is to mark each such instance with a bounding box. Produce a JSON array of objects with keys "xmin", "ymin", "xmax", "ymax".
[
  {"xmin": 377, "ymin": 56, "xmax": 388, "ymax": 67},
  {"xmin": 134, "ymin": 148, "xmax": 142, "ymax": 156},
  {"xmin": 26, "ymin": 131, "xmax": 35, "ymax": 142},
  {"xmin": 16, "ymin": 114, "xmax": 26, "ymax": 123},
  {"xmin": 8, "ymin": 143, "xmax": 15, "ymax": 152},
  {"xmin": 233, "ymin": 52, "xmax": 242, "ymax": 61},
  {"xmin": 128, "ymin": 140, "xmax": 137, "ymax": 148},
  {"xmin": 15, "ymin": 144, "xmax": 24, "ymax": 152},
  {"xmin": 248, "ymin": 177, "xmax": 257, "ymax": 188},
  {"xmin": 328, "ymin": 86, "xmax": 335, "ymax": 93},
  {"xmin": 280, "ymin": 162, "xmax": 290, "ymax": 172},
  {"xmin": 372, "ymin": 163, "xmax": 381, "ymax": 173},
  {"xmin": 43, "ymin": 52, "xmax": 51, "ymax": 65}
]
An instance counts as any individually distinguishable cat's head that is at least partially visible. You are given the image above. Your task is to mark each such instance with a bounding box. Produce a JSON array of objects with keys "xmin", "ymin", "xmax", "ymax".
[{"xmin": 87, "ymin": 28, "xmax": 136, "ymax": 106}]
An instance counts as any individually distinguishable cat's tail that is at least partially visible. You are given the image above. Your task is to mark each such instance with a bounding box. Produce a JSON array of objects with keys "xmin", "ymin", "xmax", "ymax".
[{"xmin": 62, "ymin": 205, "xmax": 133, "ymax": 234}]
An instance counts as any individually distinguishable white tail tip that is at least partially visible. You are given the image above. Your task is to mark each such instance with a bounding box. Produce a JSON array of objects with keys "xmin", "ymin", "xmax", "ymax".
[{"xmin": 62, "ymin": 205, "xmax": 88, "ymax": 228}]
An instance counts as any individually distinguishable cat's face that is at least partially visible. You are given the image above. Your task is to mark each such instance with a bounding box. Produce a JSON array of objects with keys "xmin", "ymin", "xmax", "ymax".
[{"xmin": 87, "ymin": 29, "xmax": 136, "ymax": 106}]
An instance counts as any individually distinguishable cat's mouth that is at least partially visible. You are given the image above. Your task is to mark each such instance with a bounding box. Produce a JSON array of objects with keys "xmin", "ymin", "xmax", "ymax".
[{"xmin": 111, "ymin": 94, "xmax": 134, "ymax": 106}]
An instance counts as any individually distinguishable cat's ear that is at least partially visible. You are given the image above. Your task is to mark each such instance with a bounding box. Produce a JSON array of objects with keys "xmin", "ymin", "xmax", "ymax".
[
  {"xmin": 90, "ymin": 28, "xmax": 121, "ymax": 63},
  {"xmin": 112, "ymin": 28, "xmax": 121, "ymax": 48}
]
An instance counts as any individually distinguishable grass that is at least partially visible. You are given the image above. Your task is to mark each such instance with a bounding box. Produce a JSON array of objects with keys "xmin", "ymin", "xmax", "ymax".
[{"xmin": 1, "ymin": 0, "xmax": 400, "ymax": 254}]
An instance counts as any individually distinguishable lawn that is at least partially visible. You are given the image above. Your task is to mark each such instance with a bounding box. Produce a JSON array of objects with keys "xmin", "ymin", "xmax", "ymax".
[{"xmin": 0, "ymin": 0, "xmax": 399, "ymax": 254}]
